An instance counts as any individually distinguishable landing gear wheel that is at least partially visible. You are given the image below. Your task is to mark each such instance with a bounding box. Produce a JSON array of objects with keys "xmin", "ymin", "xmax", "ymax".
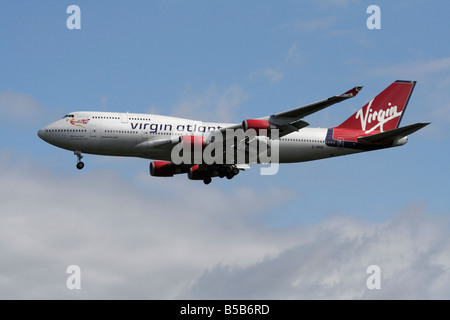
[
  {"xmin": 74, "ymin": 150, "xmax": 84, "ymax": 170},
  {"xmin": 232, "ymin": 167, "xmax": 239, "ymax": 175},
  {"xmin": 203, "ymin": 177, "xmax": 212, "ymax": 185},
  {"xmin": 226, "ymin": 172, "xmax": 234, "ymax": 180}
]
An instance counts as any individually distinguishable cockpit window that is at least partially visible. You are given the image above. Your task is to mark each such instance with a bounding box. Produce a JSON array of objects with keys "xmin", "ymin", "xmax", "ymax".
[{"xmin": 62, "ymin": 114, "xmax": 75, "ymax": 119}]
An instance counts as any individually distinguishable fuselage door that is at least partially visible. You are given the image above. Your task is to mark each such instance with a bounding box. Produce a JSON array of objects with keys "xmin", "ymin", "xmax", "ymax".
[
  {"xmin": 121, "ymin": 113, "xmax": 128, "ymax": 124},
  {"xmin": 90, "ymin": 125, "xmax": 97, "ymax": 137}
]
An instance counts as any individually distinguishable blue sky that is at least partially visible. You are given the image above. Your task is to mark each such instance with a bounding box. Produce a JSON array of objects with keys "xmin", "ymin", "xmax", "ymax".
[{"xmin": 1, "ymin": 1, "xmax": 450, "ymax": 299}]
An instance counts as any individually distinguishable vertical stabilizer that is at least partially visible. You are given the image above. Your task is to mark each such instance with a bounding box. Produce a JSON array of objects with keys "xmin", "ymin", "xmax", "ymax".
[{"xmin": 336, "ymin": 80, "xmax": 416, "ymax": 134}]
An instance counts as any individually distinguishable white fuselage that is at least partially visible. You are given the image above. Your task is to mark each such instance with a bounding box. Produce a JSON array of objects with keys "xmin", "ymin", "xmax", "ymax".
[{"xmin": 38, "ymin": 111, "xmax": 361, "ymax": 164}]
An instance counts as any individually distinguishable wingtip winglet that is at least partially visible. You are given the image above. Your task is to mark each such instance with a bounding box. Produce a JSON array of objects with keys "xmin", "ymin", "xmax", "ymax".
[
  {"xmin": 395, "ymin": 80, "xmax": 417, "ymax": 84},
  {"xmin": 341, "ymin": 86, "xmax": 363, "ymax": 98}
]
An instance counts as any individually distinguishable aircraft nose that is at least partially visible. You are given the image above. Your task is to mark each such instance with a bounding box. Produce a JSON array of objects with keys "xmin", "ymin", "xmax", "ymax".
[{"xmin": 37, "ymin": 128, "xmax": 46, "ymax": 140}]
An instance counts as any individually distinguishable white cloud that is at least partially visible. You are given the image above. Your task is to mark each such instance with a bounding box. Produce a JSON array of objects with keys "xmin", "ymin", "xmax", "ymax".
[
  {"xmin": 251, "ymin": 68, "xmax": 285, "ymax": 83},
  {"xmin": 1, "ymin": 154, "xmax": 449, "ymax": 299},
  {"xmin": 250, "ymin": 43, "xmax": 302, "ymax": 84},
  {"xmin": 368, "ymin": 57, "xmax": 450, "ymax": 133},
  {"xmin": 0, "ymin": 90, "xmax": 47, "ymax": 125},
  {"xmin": 170, "ymin": 84, "xmax": 250, "ymax": 123},
  {"xmin": 0, "ymin": 155, "xmax": 293, "ymax": 299},
  {"xmin": 180, "ymin": 204, "xmax": 450, "ymax": 299},
  {"xmin": 371, "ymin": 57, "xmax": 450, "ymax": 78},
  {"xmin": 286, "ymin": 43, "xmax": 302, "ymax": 64}
]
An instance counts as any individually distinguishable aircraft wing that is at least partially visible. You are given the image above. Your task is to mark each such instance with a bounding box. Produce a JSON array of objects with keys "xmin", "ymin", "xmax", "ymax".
[
  {"xmin": 269, "ymin": 86, "xmax": 363, "ymax": 120},
  {"xmin": 136, "ymin": 85, "xmax": 363, "ymax": 158},
  {"xmin": 134, "ymin": 137, "xmax": 181, "ymax": 155},
  {"xmin": 216, "ymin": 85, "xmax": 363, "ymax": 138},
  {"xmin": 201, "ymin": 85, "xmax": 363, "ymax": 162}
]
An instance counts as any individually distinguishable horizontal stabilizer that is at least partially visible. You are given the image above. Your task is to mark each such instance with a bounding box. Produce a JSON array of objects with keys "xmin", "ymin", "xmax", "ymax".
[{"xmin": 357, "ymin": 122, "xmax": 430, "ymax": 143}]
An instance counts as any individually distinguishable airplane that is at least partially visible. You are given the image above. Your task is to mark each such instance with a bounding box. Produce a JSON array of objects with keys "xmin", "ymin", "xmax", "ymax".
[{"xmin": 37, "ymin": 80, "xmax": 429, "ymax": 184}]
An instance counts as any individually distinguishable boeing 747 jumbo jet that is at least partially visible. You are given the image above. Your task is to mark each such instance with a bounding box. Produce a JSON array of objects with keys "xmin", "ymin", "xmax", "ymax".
[{"xmin": 38, "ymin": 80, "xmax": 429, "ymax": 184}]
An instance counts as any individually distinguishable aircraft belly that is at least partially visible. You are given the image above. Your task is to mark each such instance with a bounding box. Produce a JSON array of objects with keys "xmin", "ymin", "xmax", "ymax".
[
  {"xmin": 278, "ymin": 142, "xmax": 329, "ymax": 163},
  {"xmin": 278, "ymin": 128, "xmax": 331, "ymax": 163}
]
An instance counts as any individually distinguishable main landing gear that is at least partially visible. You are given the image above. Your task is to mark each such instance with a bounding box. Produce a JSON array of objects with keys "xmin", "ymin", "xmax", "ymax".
[
  {"xmin": 202, "ymin": 165, "xmax": 240, "ymax": 185},
  {"xmin": 74, "ymin": 150, "xmax": 84, "ymax": 170},
  {"xmin": 203, "ymin": 176, "xmax": 212, "ymax": 185},
  {"xmin": 217, "ymin": 166, "xmax": 239, "ymax": 180}
]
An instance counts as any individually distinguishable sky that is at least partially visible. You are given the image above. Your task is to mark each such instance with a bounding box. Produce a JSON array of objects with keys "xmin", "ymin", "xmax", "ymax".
[{"xmin": 0, "ymin": 0, "xmax": 450, "ymax": 299}]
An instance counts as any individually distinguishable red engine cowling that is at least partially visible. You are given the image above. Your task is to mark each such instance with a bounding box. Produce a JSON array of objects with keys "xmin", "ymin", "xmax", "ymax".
[
  {"xmin": 178, "ymin": 135, "xmax": 206, "ymax": 164},
  {"xmin": 188, "ymin": 164, "xmax": 205, "ymax": 180},
  {"xmin": 150, "ymin": 161, "xmax": 186, "ymax": 177},
  {"xmin": 242, "ymin": 119, "xmax": 271, "ymax": 135},
  {"xmin": 180, "ymin": 135, "xmax": 205, "ymax": 150}
]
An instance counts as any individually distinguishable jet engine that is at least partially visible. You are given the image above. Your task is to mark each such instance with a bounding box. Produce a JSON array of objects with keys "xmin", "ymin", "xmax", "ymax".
[
  {"xmin": 242, "ymin": 119, "xmax": 272, "ymax": 135},
  {"xmin": 179, "ymin": 135, "xmax": 205, "ymax": 150},
  {"xmin": 149, "ymin": 161, "xmax": 187, "ymax": 177},
  {"xmin": 188, "ymin": 164, "xmax": 205, "ymax": 180}
]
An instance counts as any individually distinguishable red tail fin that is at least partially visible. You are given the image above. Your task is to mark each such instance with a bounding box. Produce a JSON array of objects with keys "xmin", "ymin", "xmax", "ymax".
[{"xmin": 336, "ymin": 80, "xmax": 416, "ymax": 134}]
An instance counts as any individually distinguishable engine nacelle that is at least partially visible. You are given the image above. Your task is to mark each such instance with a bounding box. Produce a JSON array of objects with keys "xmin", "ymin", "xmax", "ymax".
[
  {"xmin": 150, "ymin": 161, "xmax": 187, "ymax": 177},
  {"xmin": 188, "ymin": 164, "xmax": 205, "ymax": 180},
  {"xmin": 179, "ymin": 135, "xmax": 206, "ymax": 150},
  {"xmin": 242, "ymin": 119, "xmax": 272, "ymax": 135}
]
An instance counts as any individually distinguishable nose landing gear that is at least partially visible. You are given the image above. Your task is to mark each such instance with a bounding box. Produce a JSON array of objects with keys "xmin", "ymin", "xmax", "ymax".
[{"xmin": 74, "ymin": 151, "xmax": 84, "ymax": 170}]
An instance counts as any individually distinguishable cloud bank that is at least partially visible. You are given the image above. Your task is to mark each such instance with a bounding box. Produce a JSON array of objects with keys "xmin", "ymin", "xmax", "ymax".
[{"xmin": 0, "ymin": 153, "xmax": 449, "ymax": 299}]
